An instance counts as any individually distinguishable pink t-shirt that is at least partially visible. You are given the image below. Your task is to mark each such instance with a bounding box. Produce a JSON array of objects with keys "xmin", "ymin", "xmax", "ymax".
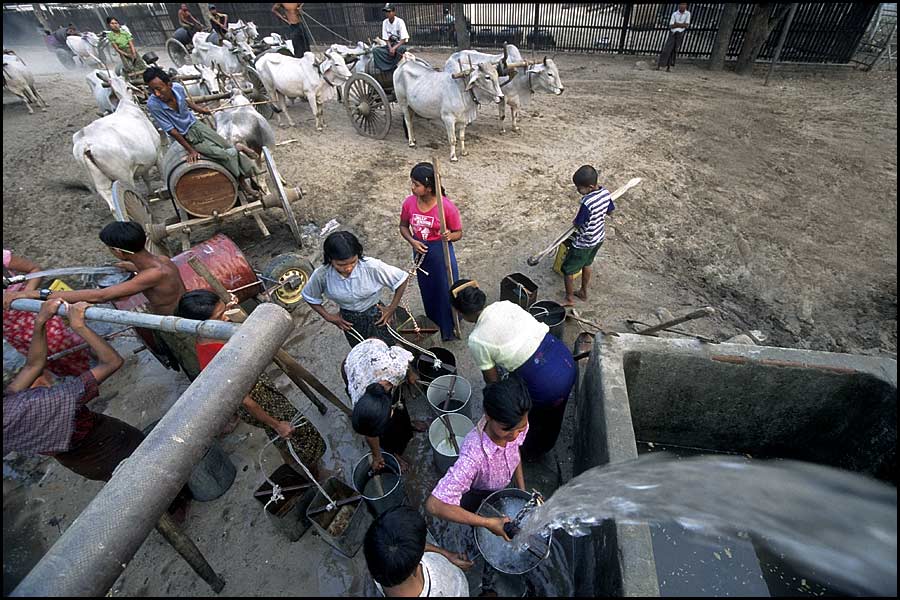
[
  {"xmin": 431, "ymin": 417, "xmax": 529, "ymax": 506},
  {"xmin": 400, "ymin": 195, "xmax": 462, "ymax": 242}
]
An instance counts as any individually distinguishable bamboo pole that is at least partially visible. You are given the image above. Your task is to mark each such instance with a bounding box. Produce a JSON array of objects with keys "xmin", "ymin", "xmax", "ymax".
[{"xmin": 431, "ymin": 156, "xmax": 460, "ymax": 338}]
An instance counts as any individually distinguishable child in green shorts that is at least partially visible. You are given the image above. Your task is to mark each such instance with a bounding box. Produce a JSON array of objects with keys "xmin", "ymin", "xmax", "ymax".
[{"xmin": 562, "ymin": 165, "xmax": 615, "ymax": 306}]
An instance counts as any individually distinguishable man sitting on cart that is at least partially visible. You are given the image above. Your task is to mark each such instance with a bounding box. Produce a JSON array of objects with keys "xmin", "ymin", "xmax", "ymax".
[
  {"xmin": 178, "ymin": 3, "xmax": 204, "ymax": 36},
  {"xmin": 143, "ymin": 66, "xmax": 261, "ymax": 199},
  {"xmin": 208, "ymin": 4, "xmax": 229, "ymax": 45},
  {"xmin": 373, "ymin": 3, "xmax": 409, "ymax": 71}
]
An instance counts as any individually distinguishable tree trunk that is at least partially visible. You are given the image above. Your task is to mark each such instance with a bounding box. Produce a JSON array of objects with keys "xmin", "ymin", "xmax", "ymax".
[
  {"xmin": 31, "ymin": 3, "xmax": 50, "ymax": 31},
  {"xmin": 735, "ymin": 3, "xmax": 789, "ymax": 75},
  {"xmin": 709, "ymin": 3, "xmax": 740, "ymax": 71},
  {"xmin": 198, "ymin": 4, "xmax": 212, "ymax": 28},
  {"xmin": 453, "ymin": 3, "xmax": 470, "ymax": 50}
]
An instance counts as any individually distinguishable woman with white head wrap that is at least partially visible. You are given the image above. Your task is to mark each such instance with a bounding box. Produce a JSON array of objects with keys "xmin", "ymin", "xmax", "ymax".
[{"xmin": 343, "ymin": 339, "xmax": 428, "ymax": 471}]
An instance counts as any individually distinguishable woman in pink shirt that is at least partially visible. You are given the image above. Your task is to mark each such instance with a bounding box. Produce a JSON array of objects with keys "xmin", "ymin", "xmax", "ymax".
[
  {"xmin": 399, "ymin": 162, "xmax": 463, "ymax": 341},
  {"xmin": 425, "ymin": 374, "xmax": 532, "ymax": 541}
]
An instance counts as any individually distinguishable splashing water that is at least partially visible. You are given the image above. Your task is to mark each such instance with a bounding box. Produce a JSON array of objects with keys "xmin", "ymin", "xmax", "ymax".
[
  {"xmin": 515, "ymin": 453, "xmax": 896, "ymax": 596},
  {"xmin": 4, "ymin": 266, "xmax": 126, "ymax": 284}
]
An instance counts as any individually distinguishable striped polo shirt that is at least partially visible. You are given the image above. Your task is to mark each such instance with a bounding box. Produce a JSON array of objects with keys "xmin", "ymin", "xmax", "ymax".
[{"xmin": 571, "ymin": 187, "xmax": 615, "ymax": 249}]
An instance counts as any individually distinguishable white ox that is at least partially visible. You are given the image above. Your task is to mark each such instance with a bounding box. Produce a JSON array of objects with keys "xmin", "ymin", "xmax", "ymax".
[
  {"xmin": 2, "ymin": 53, "xmax": 48, "ymax": 113},
  {"xmin": 228, "ymin": 20, "xmax": 259, "ymax": 45},
  {"xmin": 175, "ymin": 64, "xmax": 220, "ymax": 96},
  {"xmin": 85, "ymin": 69, "xmax": 118, "ymax": 115},
  {"xmin": 394, "ymin": 53, "xmax": 504, "ymax": 162},
  {"xmin": 255, "ymin": 49, "xmax": 352, "ymax": 131},
  {"xmin": 445, "ymin": 45, "xmax": 564, "ymax": 133},
  {"xmin": 214, "ymin": 89, "xmax": 275, "ymax": 161},
  {"xmin": 72, "ymin": 75, "xmax": 161, "ymax": 213},
  {"xmin": 191, "ymin": 32, "xmax": 253, "ymax": 74},
  {"xmin": 66, "ymin": 32, "xmax": 105, "ymax": 68}
]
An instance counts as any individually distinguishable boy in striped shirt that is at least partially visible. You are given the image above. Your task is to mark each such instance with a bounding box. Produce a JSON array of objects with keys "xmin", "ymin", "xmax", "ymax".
[{"xmin": 562, "ymin": 165, "xmax": 615, "ymax": 306}]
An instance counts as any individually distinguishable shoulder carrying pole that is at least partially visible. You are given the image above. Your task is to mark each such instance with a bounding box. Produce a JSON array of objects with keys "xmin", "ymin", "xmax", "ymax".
[{"xmin": 431, "ymin": 156, "xmax": 461, "ymax": 339}]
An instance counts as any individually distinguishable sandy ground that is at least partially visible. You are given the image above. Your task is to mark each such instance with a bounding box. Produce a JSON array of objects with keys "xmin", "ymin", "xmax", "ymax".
[{"xmin": 2, "ymin": 42, "xmax": 896, "ymax": 596}]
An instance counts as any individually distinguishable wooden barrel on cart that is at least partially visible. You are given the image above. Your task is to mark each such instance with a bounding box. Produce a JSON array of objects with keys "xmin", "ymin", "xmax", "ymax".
[{"xmin": 161, "ymin": 142, "xmax": 239, "ymax": 218}]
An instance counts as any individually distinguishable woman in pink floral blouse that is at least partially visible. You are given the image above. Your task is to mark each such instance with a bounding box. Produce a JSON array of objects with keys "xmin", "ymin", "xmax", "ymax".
[{"xmin": 425, "ymin": 374, "xmax": 532, "ymax": 541}]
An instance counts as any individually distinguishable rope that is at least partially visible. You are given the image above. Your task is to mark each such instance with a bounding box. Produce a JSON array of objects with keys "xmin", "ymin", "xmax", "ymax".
[
  {"xmin": 302, "ymin": 10, "xmax": 354, "ymax": 45},
  {"xmin": 257, "ymin": 411, "xmax": 336, "ymax": 513}
]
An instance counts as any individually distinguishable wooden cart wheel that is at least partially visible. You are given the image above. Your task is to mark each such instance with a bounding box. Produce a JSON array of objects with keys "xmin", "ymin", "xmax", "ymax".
[
  {"xmin": 344, "ymin": 72, "xmax": 391, "ymax": 139},
  {"xmin": 261, "ymin": 253, "xmax": 314, "ymax": 311},
  {"xmin": 166, "ymin": 38, "xmax": 190, "ymax": 68},
  {"xmin": 110, "ymin": 180, "xmax": 170, "ymax": 257},
  {"xmin": 242, "ymin": 66, "xmax": 274, "ymax": 119},
  {"xmin": 262, "ymin": 147, "xmax": 303, "ymax": 248}
]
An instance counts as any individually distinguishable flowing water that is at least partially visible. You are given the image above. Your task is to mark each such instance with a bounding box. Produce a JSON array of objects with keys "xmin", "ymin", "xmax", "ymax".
[
  {"xmin": 4, "ymin": 266, "xmax": 127, "ymax": 283},
  {"xmin": 515, "ymin": 453, "xmax": 897, "ymax": 596}
]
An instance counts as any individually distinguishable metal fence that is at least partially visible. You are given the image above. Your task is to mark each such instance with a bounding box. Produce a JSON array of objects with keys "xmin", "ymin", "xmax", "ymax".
[{"xmin": 3, "ymin": 2, "xmax": 879, "ymax": 65}]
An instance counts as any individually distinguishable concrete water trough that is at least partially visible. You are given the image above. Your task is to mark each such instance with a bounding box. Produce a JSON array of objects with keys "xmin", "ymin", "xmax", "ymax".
[{"xmin": 572, "ymin": 333, "xmax": 897, "ymax": 596}]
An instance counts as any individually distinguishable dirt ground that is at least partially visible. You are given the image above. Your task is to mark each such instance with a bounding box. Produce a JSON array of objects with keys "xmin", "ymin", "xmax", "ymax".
[{"xmin": 3, "ymin": 43, "xmax": 896, "ymax": 596}]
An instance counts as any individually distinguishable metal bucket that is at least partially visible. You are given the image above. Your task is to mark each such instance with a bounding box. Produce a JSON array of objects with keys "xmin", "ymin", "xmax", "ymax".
[
  {"xmin": 429, "ymin": 413, "xmax": 475, "ymax": 474},
  {"xmin": 426, "ymin": 374, "xmax": 472, "ymax": 418},
  {"xmin": 352, "ymin": 452, "xmax": 405, "ymax": 517},
  {"xmin": 254, "ymin": 464, "xmax": 318, "ymax": 541},
  {"xmin": 529, "ymin": 300, "xmax": 566, "ymax": 341},
  {"xmin": 306, "ymin": 477, "xmax": 373, "ymax": 558},
  {"xmin": 142, "ymin": 420, "xmax": 236, "ymax": 502},
  {"xmin": 414, "ymin": 347, "xmax": 456, "ymax": 383},
  {"xmin": 500, "ymin": 273, "xmax": 538, "ymax": 309},
  {"xmin": 475, "ymin": 488, "xmax": 553, "ymax": 575}
]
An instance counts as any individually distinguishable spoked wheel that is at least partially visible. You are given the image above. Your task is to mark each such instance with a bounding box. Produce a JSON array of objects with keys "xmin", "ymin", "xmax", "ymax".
[
  {"xmin": 243, "ymin": 66, "xmax": 275, "ymax": 119},
  {"xmin": 167, "ymin": 38, "xmax": 190, "ymax": 68},
  {"xmin": 262, "ymin": 147, "xmax": 303, "ymax": 248},
  {"xmin": 344, "ymin": 72, "xmax": 391, "ymax": 139},
  {"xmin": 110, "ymin": 180, "xmax": 170, "ymax": 257}
]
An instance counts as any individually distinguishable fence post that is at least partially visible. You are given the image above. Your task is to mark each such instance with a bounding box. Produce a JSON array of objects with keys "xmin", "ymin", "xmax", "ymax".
[
  {"xmin": 532, "ymin": 3, "xmax": 541, "ymax": 49},
  {"xmin": 618, "ymin": 3, "xmax": 633, "ymax": 54},
  {"xmin": 764, "ymin": 3, "xmax": 799, "ymax": 85}
]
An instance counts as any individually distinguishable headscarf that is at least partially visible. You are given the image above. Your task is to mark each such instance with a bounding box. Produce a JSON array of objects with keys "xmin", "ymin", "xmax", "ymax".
[{"xmin": 344, "ymin": 339, "xmax": 413, "ymax": 406}]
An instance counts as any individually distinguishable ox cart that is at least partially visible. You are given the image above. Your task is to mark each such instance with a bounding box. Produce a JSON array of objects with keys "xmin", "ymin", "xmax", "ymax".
[
  {"xmin": 110, "ymin": 144, "xmax": 304, "ymax": 261},
  {"xmin": 341, "ymin": 45, "xmax": 399, "ymax": 140}
]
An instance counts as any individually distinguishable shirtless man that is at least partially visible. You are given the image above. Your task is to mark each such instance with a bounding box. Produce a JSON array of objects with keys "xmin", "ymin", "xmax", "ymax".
[
  {"xmin": 272, "ymin": 3, "xmax": 309, "ymax": 58},
  {"xmin": 177, "ymin": 3, "xmax": 204, "ymax": 34},
  {"xmin": 5, "ymin": 221, "xmax": 201, "ymax": 379}
]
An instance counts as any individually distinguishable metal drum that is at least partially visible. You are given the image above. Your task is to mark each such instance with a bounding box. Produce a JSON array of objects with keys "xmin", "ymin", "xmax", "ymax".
[
  {"xmin": 111, "ymin": 234, "xmax": 260, "ymax": 367},
  {"xmin": 475, "ymin": 488, "xmax": 553, "ymax": 575},
  {"xmin": 172, "ymin": 233, "xmax": 260, "ymax": 300},
  {"xmin": 161, "ymin": 142, "xmax": 238, "ymax": 218}
]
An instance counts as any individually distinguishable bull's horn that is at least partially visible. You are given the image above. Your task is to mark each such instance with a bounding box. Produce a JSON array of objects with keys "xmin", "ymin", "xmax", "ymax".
[
  {"xmin": 543, "ymin": 55, "xmax": 548, "ymax": 65},
  {"xmin": 503, "ymin": 44, "xmax": 508, "ymax": 60},
  {"xmin": 467, "ymin": 56, "xmax": 473, "ymax": 69}
]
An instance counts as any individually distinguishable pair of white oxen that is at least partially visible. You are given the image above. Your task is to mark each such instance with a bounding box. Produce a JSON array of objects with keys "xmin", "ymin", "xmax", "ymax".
[
  {"xmin": 71, "ymin": 23, "xmax": 272, "ymax": 214},
  {"xmin": 246, "ymin": 38, "xmax": 565, "ymax": 162}
]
